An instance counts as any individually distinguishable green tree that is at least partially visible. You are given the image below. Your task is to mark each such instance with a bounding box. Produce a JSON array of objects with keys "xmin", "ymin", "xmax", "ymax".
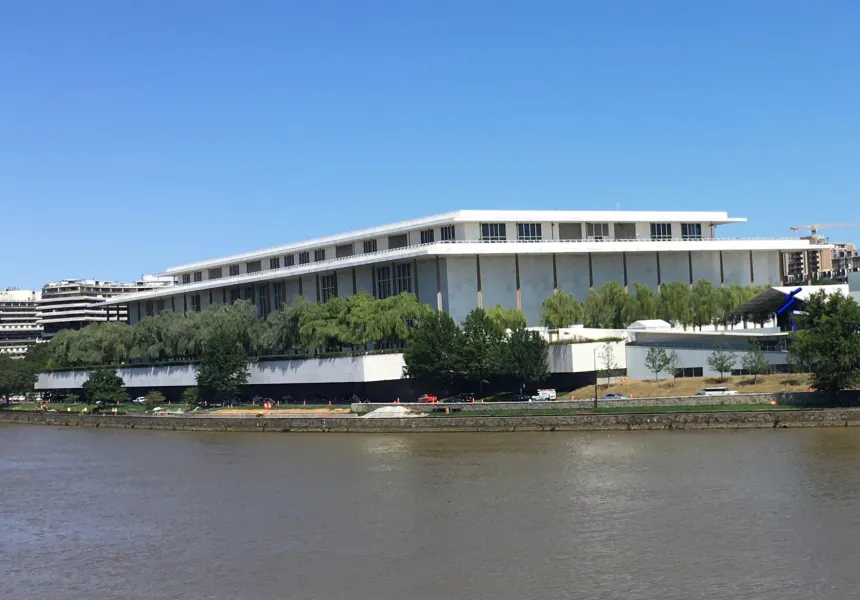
[
  {"xmin": 81, "ymin": 367, "xmax": 128, "ymax": 404},
  {"xmin": 264, "ymin": 298, "xmax": 307, "ymax": 353},
  {"xmin": 666, "ymin": 349, "xmax": 681, "ymax": 381},
  {"xmin": 503, "ymin": 327, "xmax": 549, "ymax": 390},
  {"xmin": 706, "ymin": 344, "xmax": 735, "ymax": 381},
  {"xmin": 789, "ymin": 291, "xmax": 860, "ymax": 396},
  {"xmin": 692, "ymin": 280, "xmax": 718, "ymax": 330},
  {"xmin": 597, "ymin": 342, "xmax": 619, "ymax": 381},
  {"xmin": 644, "ymin": 347, "xmax": 670, "ymax": 381},
  {"xmin": 144, "ymin": 390, "xmax": 166, "ymax": 408},
  {"xmin": 487, "ymin": 305, "xmax": 527, "ymax": 331},
  {"xmin": 458, "ymin": 308, "xmax": 505, "ymax": 395},
  {"xmin": 182, "ymin": 387, "xmax": 199, "ymax": 406},
  {"xmin": 539, "ymin": 291, "xmax": 584, "ymax": 328},
  {"xmin": 658, "ymin": 282, "xmax": 694, "ymax": 328},
  {"xmin": 0, "ymin": 354, "xmax": 38, "ymax": 403},
  {"xmin": 196, "ymin": 325, "xmax": 250, "ymax": 404},
  {"xmin": 621, "ymin": 283, "xmax": 658, "ymax": 325},
  {"xmin": 584, "ymin": 282, "xmax": 627, "ymax": 329},
  {"xmin": 741, "ymin": 343, "xmax": 770, "ymax": 383},
  {"xmin": 402, "ymin": 311, "xmax": 463, "ymax": 392}
]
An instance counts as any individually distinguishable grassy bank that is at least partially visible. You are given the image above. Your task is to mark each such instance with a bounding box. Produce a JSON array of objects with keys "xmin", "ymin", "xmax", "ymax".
[
  {"xmin": 433, "ymin": 404, "xmax": 800, "ymax": 417},
  {"xmin": 564, "ymin": 373, "xmax": 812, "ymax": 400}
]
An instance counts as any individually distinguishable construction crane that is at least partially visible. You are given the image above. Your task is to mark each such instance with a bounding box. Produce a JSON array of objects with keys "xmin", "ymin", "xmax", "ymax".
[{"xmin": 790, "ymin": 223, "xmax": 860, "ymax": 237}]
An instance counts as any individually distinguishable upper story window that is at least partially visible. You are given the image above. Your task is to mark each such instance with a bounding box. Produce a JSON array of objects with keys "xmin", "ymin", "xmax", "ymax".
[
  {"xmin": 269, "ymin": 257, "xmax": 280, "ymax": 270},
  {"xmin": 229, "ymin": 264, "xmax": 240, "ymax": 276},
  {"xmin": 299, "ymin": 251, "xmax": 310, "ymax": 265},
  {"xmin": 650, "ymin": 223, "xmax": 672, "ymax": 241},
  {"xmin": 440, "ymin": 225, "xmax": 456, "ymax": 241},
  {"xmin": 388, "ymin": 234, "xmax": 408, "ymax": 249},
  {"xmin": 285, "ymin": 254, "xmax": 295, "ymax": 267},
  {"xmin": 182, "ymin": 274, "xmax": 191, "ymax": 284},
  {"xmin": 517, "ymin": 223, "xmax": 542, "ymax": 241},
  {"xmin": 193, "ymin": 271, "xmax": 202, "ymax": 282},
  {"xmin": 320, "ymin": 274, "xmax": 338, "ymax": 302},
  {"xmin": 246, "ymin": 260, "xmax": 262, "ymax": 273},
  {"xmin": 420, "ymin": 229, "xmax": 435, "ymax": 244},
  {"xmin": 681, "ymin": 223, "xmax": 703, "ymax": 240},
  {"xmin": 208, "ymin": 267, "xmax": 222, "ymax": 280},
  {"xmin": 363, "ymin": 240, "xmax": 378, "ymax": 254},
  {"xmin": 395, "ymin": 263, "xmax": 412, "ymax": 294},
  {"xmin": 585, "ymin": 223, "xmax": 609, "ymax": 240},
  {"xmin": 314, "ymin": 249, "xmax": 326, "ymax": 262},
  {"xmin": 481, "ymin": 223, "xmax": 506, "ymax": 242}
]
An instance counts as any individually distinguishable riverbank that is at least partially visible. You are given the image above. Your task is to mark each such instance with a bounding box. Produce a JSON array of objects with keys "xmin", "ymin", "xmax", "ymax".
[{"xmin": 3, "ymin": 408, "xmax": 860, "ymax": 432}]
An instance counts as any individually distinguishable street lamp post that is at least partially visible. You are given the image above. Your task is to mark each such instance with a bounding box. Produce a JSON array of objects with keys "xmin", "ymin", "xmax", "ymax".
[{"xmin": 593, "ymin": 347, "xmax": 598, "ymax": 410}]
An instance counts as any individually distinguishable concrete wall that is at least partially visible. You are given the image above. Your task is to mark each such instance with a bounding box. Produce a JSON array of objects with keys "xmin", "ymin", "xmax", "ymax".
[
  {"xmin": 444, "ymin": 256, "xmax": 478, "ymax": 325},
  {"xmin": 416, "ymin": 259, "xmax": 437, "ymax": 308},
  {"xmin": 36, "ymin": 354, "xmax": 408, "ymax": 391},
  {"xmin": 519, "ymin": 255, "xmax": 555, "ymax": 325},
  {"xmin": 480, "ymin": 255, "xmax": 516, "ymax": 310},
  {"xmin": 555, "ymin": 254, "xmax": 591, "ymax": 302},
  {"xmin": 7, "ymin": 406, "xmax": 860, "ymax": 433},
  {"xmin": 626, "ymin": 345, "xmax": 788, "ymax": 381},
  {"xmin": 550, "ymin": 341, "xmax": 626, "ymax": 373}
]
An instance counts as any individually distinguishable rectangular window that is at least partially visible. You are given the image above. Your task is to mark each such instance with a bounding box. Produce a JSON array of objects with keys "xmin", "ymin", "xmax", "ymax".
[
  {"xmin": 314, "ymin": 249, "xmax": 326, "ymax": 262},
  {"xmin": 650, "ymin": 223, "xmax": 672, "ymax": 240},
  {"xmin": 516, "ymin": 223, "xmax": 542, "ymax": 241},
  {"xmin": 246, "ymin": 260, "xmax": 262, "ymax": 273},
  {"xmin": 242, "ymin": 286, "xmax": 255, "ymax": 304},
  {"xmin": 388, "ymin": 234, "xmax": 408, "ymax": 249},
  {"xmin": 395, "ymin": 263, "xmax": 412, "ymax": 294},
  {"xmin": 229, "ymin": 264, "xmax": 240, "ymax": 276},
  {"xmin": 145, "ymin": 300, "xmax": 154, "ymax": 317},
  {"xmin": 208, "ymin": 267, "xmax": 222, "ymax": 280},
  {"xmin": 674, "ymin": 367, "xmax": 704, "ymax": 379},
  {"xmin": 376, "ymin": 266, "xmax": 392, "ymax": 299},
  {"xmin": 480, "ymin": 223, "xmax": 507, "ymax": 242},
  {"xmin": 681, "ymin": 223, "xmax": 703, "ymax": 240},
  {"xmin": 558, "ymin": 223, "xmax": 583, "ymax": 240},
  {"xmin": 420, "ymin": 229, "xmax": 435, "ymax": 244},
  {"xmin": 269, "ymin": 257, "xmax": 280, "ymax": 270},
  {"xmin": 285, "ymin": 255, "xmax": 295, "ymax": 267},
  {"xmin": 320, "ymin": 274, "xmax": 338, "ymax": 302},
  {"xmin": 182, "ymin": 274, "xmax": 191, "ymax": 284},
  {"xmin": 585, "ymin": 223, "xmax": 610, "ymax": 240},
  {"xmin": 335, "ymin": 244, "xmax": 354, "ymax": 258},
  {"xmin": 191, "ymin": 294, "xmax": 201, "ymax": 312},
  {"xmin": 363, "ymin": 240, "xmax": 378, "ymax": 254},
  {"xmin": 440, "ymin": 225, "xmax": 456, "ymax": 241},
  {"xmin": 299, "ymin": 251, "xmax": 310, "ymax": 265},
  {"xmin": 193, "ymin": 271, "xmax": 202, "ymax": 282},
  {"xmin": 229, "ymin": 289, "xmax": 241, "ymax": 304},
  {"xmin": 258, "ymin": 284, "xmax": 269, "ymax": 318},
  {"xmin": 273, "ymin": 282, "xmax": 283, "ymax": 311},
  {"xmin": 156, "ymin": 299, "xmax": 165, "ymax": 313}
]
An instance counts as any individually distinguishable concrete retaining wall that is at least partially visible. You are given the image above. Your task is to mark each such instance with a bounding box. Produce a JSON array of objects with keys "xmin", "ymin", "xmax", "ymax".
[
  {"xmin": 3, "ymin": 409, "xmax": 860, "ymax": 432},
  {"xmin": 350, "ymin": 391, "xmax": 845, "ymax": 414}
]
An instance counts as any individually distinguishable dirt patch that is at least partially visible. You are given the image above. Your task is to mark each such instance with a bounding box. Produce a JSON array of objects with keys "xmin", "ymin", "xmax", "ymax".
[
  {"xmin": 566, "ymin": 373, "xmax": 812, "ymax": 400},
  {"xmin": 212, "ymin": 407, "xmax": 351, "ymax": 416}
]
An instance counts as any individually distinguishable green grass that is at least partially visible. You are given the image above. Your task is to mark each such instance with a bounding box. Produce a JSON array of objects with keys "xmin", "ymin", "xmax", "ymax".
[
  {"xmin": 429, "ymin": 404, "xmax": 802, "ymax": 417},
  {"xmin": 4, "ymin": 402, "xmax": 158, "ymax": 414}
]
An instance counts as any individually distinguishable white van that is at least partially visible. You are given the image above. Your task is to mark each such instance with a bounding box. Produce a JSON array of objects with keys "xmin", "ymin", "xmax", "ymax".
[
  {"xmin": 696, "ymin": 387, "xmax": 738, "ymax": 396},
  {"xmin": 530, "ymin": 389, "xmax": 557, "ymax": 402}
]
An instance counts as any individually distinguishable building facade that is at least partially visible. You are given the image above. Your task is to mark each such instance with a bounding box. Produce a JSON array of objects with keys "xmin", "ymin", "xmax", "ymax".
[
  {"xmin": 101, "ymin": 210, "xmax": 829, "ymax": 327},
  {"xmin": 783, "ymin": 238, "xmax": 860, "ymax": 283},
  {"xmin": 38, "ymin": 277, "xmax": 174, "ymax": 339},
  {"xmin": 0, "ymin": 289, "xmax": 42, "ymax": 357}
]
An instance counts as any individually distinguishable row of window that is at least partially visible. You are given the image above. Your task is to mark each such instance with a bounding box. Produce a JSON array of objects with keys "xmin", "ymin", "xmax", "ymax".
[{"xmin": 178, "ymin": 222, "xmax": 710, "ymax": 283}]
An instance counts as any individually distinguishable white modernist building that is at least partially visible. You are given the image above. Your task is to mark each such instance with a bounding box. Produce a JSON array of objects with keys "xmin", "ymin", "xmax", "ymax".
[
  {"xmin": 102, "ymin": 210, "xmax": 829, "ymax": 327},
  {"xmin": 0, "ymin": 289, "xmax": 42, "ymax": 357}
]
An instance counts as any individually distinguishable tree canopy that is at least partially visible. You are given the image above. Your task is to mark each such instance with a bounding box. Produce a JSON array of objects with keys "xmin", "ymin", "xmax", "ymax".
[{"xmin": 789, "ymin": 291, "xmax": 860, "ymax": 396}]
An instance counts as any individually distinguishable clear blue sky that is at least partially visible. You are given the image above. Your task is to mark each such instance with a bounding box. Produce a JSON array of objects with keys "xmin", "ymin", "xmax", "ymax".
[{"xmin": 2, "ymin": 1, "xmax": 858, "ymax": 290}]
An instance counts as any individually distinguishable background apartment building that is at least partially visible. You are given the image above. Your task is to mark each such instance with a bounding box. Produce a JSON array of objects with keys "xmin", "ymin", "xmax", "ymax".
[
  {"xmin": 0, "ymin": 288, "xmax": 42, "ymax": 357},
  {"xmin": 37, "ymin": 277, "xmax": 174, "ymax": 340},
  {"xmin": 782, "ymin": 238, "xmax": 860, "ymax": 284}
]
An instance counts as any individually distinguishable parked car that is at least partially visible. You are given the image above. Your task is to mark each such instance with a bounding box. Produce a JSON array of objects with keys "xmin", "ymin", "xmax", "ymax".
[
  {"xmin": 452, "ymin": 392, "xmax": 475, "ymax": 403},
  {"xmin": 602, "ymin": 393, "xmax": 627, "ymax": 400},
  {"xmin": 417, "ymin": 394, "xmax": 438, "ymax": 403},
  {"xmin": 696, "ymin": 387, "xmax": 738, "ymax": 396},
  {"xmin": 530, "ymin": 389, "xmax": 557, "ymax": 402},
  {"xmin": 133, "ymin": 396, "xmax": 147, "ymax": 404},
  {"xmin": 513, "ymin": 393, "xmax": 532, "ymax": 402}
]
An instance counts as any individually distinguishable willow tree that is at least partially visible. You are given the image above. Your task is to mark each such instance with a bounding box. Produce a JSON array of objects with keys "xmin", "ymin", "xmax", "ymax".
[
  {"xmin": 539, "ymin": 291, "xmax": 584, "ymax": 329},
  {"xmin": 487, "ymin": 305, "xmax": 527, "ymax": 331}
]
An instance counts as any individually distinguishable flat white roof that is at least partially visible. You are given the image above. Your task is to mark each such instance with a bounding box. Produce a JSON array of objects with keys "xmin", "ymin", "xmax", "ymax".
[{"xmin": 165, "ymin": 209, "xmax": 746, "ymax": 274}]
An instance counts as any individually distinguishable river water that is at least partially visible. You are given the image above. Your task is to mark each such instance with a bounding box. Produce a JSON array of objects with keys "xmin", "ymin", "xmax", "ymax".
[{"xmin": 3, "ymin": 426, "xmax": 860, "ymax": 600}]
